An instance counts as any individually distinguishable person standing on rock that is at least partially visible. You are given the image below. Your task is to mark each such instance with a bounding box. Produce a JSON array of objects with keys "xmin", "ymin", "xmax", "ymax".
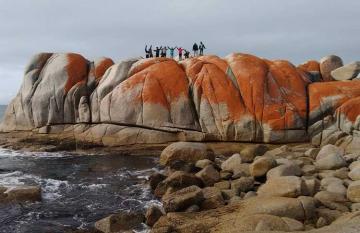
[
  {"xmin": 199, "ymin": 42, "xmax": 206, "ymax": 56},
  {"xmin": 193, "ymin": 43, "xmax": 199, "ymax": 57},
  {"xmin": 161, "ymin": 46, "xmax": 168, "ymax": 57},
  {"xmin": 184, "ymin": 50, "xmax": 190, "ymax": 59},
  {"xmin": 145, "ymin": 45, "xmax": 153, "ymax": 58},
  {"xmin": 177, "ymin": 47, "xmax": 184, "ymax": 60},
  {"xmin": 154, "ymin": 47, "xmax": 161, "ymax": 57},
  {"xmin": 168, "ymin": 46, "xmax": 177, "ymax": 59}
]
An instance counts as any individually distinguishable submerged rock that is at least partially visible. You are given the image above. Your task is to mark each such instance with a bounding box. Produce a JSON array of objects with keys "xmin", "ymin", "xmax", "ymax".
[{"xmin": 0, "ymin": 185, "xmax": 41, "ymax": 203}]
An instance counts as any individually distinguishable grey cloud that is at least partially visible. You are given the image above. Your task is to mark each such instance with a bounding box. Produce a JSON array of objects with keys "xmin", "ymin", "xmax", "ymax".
[{"xmin": 0, "ymin": 0, "xmax": 359, "ymax": 104}]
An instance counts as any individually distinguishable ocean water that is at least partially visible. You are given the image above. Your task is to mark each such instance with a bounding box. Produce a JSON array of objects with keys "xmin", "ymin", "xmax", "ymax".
[
  {"xmin": 0, "ymin": 148, "xmax": 161, "ymax": 233},
  {"xmin": 0, "ymin": 105, "xmax": 6, "ymax": 122}
]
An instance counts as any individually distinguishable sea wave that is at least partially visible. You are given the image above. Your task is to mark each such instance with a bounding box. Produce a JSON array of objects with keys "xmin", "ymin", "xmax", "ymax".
[{"xmin": 0, "ymin": 147, "xmax": 76, "ymax": 159}]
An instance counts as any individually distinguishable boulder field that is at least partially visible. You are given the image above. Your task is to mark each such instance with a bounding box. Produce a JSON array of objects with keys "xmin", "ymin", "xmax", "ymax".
[
  {"xmin": 1, "ymin": 52, "xmax": 360, "ymax": 149},
  {"xmin": 92, "ymin": 142, "xmax": 360, "ymax": 233}
]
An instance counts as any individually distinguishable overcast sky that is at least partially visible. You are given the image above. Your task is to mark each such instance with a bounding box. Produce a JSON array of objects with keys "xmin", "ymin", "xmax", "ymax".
[{"xmin": 0, "ymin": 0, "xmax": 359, "ymax": 104}]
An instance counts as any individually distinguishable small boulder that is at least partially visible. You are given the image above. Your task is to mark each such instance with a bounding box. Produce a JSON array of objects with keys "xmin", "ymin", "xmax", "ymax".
[
  {"xmin": 315, "ymin": 191, "xmax": 347, "ymax": 203},
  {"xmin": 334, "ymin": 167, "xmax": 349, "ymax": 179},
  {"xmin": 214, "ymin": 180, "xmax": 230, "ymax": 190},
  {"xmin": 266, "ymin": 164, "xmax": 303, "ymax": 179},
  {"xmin": 95, "ymin": 211, "xmax": 145, "ymax": 233},
  {"xmin": 250, "ymin": 157, "xmax": 277, "ymax": 177},
  {"xmin": 315, "ymin": 191, "xmax": 348, "ymax": 211},
  {"xmin": 220, "ymin": 170, "xmax": 232, "ymax": 180},
  {"xmin": 221, "ymin": 189, "xmax": 237, "ymax": 200},
  {"xmin": 257, "ymin": 176, "xmax": 306, "ymax": 198},
  {"xmin": 315, "ymin": 145, "xmax": 346, "ymax": 170},
  {"xmin": 347, "ymin": 180, "xmax": 360, "ymax": 202},
  {"xmin": 240, "ymin": 144, "xmax": 268, "ymax": 163},
  {"xmin": 326, "ymin": 182, "xmax": 347, "ymax": 196},
  {"xmin": 195, "ymin": 159, "xmax": 213, "ymax": 169},
  {"xmin": 319, "ymin": 55, "xmax": 343, "ymax": 81},
  {"xmin": 321, "ymin": 177, "xmax": 343, "ymax": 188},
  {"xmin": 232, "ymin": 163, "xmax": 250, "ymax": 179},
  {"xmin": 162, "ymin": 185, "xmax": 204, "ymax": 212},
  {"xmin": 220, "ymin": 153, "xmax": 242, "ymax": 173},
  {"xmin": 349, "ymin": 161, "xmax": 360, "ymax": 170},
  {"xmin": 149, "ymin": 173, "xmax": 166, "ymax": 191},
  {"xmin": 331, "ymin": 61, "xmax": 360, "ymax": 81},
  {"xmin": 201, "ymin": 187, "xmax": 225, "ymax": 210},
  {"xmin": 159, "ymin": 142, "xmax": 214, "ymax": 166},
  {"xmin": 154, "ymin": 171, "xmax": 202, "ymax": 197},
  {"xmin": 349, "ymin": 167, "xmax": 360, "ymax": 181},
  {"xmin": 195, "ymin": 165, "xmax": 220, "ymax": 186},
  {"xmin": 145, "ymin": 206, "xmax": 164, "ymax": 227},
  {"xmin": 231, "ymin": 177, "xmax": 254, "ymax": 194}
]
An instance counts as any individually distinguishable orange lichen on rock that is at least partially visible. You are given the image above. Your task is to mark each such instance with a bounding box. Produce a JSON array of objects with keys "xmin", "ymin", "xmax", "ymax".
[
  {"xmin": 309, "ymin": 80, "xmax": 360, "ymax": 121},
  {"xmin": 225, "ymin": 53, "xmax": 269, "ymax": 119},
  {"xmin": 263, "ymin": 60, "xmax": 308, "ymax": 129},
  {"xmin": 94, "ymin": 58, "xmax": 114, "ymax": 81},
  {"xmin": 120, "ymin": 59, "xmax": 189, "ymax": 109},
  {"xmin": 225, "ymin": 53, "xmax": 307, "ymax": 130},
  {"xmin": 336, "ymin": 97, "xmax": 360, "ymax": 123},
  {"xmin": 65, "ymin": 53, "xmax": 88, "ymax": 93},
  {"xmin": 197, "ymin": 55, "xmax": 228, "ymax": 73},
  {"xmin": 298, "ymin": 60, "xmax": 320, "ymax": 73},
  {"xmin": 182, "ymin": 57, "xmax": 247, "ymax": 122},
  {"xmin": 128, "ymin": 57, "xmax": 170, "ymax": 77}
]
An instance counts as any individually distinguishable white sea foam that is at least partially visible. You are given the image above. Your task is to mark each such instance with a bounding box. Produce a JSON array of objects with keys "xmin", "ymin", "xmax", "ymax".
[
  {"xmin": 0, "ymin": 147, "xmax": 75, "ymax": 158},
  {"xmin": 83, "ymin": 183, "xmax": 108, "ymax": 190},
  {"xmin": 0, "ymin": 171, "xmax": 35, "ymax": 186},
  {"xmin": 0, "ymin": 169, "xmax": 70, "ymax": 200}
]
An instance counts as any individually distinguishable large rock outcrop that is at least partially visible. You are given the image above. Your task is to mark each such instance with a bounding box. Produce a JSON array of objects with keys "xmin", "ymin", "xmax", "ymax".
[{"xmin": 1, "ymin": 52, "xmax": 360, "ymax": 146}]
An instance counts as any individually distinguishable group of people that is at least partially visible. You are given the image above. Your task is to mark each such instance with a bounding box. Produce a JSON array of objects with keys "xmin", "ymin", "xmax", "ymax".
[{"xmin": 144, "ymin": 42, "xmax": 206, "ymax": 60}]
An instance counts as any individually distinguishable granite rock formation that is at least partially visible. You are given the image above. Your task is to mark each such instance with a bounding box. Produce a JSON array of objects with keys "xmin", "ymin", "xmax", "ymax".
[{"xmin": 1, "ymin": 52, "xmax": 360, "ymax": 147}]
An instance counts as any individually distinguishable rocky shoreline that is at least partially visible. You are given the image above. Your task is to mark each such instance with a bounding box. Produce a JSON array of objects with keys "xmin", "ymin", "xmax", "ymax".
[
  {"xmin": 2, "ymin": 140, "xmax": 360, "ymax": 232},
  {"xmin": 79, "ymin": 141, "xmax": 360, "ymax": 233}
]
